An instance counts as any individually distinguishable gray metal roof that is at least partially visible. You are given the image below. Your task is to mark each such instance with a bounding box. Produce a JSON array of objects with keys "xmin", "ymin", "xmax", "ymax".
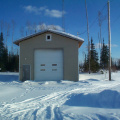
[{"xmin": 14, "ymin": 29, "xmax": 84, "ymax": 46}]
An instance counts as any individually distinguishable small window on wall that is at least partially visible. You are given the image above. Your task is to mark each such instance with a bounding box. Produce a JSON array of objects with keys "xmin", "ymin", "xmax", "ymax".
[{"xmin": 46, "ymin": 34, "xmax": 52, "ymax": 41}]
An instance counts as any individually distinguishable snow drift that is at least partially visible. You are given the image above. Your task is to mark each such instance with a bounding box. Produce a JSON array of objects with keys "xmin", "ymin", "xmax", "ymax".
[{"xmin": 65, "ymin": 90, "xmax": 120, "ymax": 108}]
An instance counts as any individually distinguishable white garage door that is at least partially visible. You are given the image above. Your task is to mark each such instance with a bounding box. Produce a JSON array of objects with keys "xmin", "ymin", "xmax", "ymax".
[{"xmin": 34, "ymin": 49, "xmax": 63, "ymax": 81}]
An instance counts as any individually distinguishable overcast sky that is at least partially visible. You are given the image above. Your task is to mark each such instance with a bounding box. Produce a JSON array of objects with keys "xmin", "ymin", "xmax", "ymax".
[{"xmin": 0, "ymin": 0, "xmax": 120, "ymax": 62}]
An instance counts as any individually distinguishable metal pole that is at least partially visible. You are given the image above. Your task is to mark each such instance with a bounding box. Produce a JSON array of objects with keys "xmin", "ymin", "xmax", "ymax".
[
  {"xmin": 62, "ymin": 0, "xmax": 65, "ymax": 32},
  {"xmin": 85, "ymin": 0, "xmax": 90, "ymax": 74},
  {"xmin": 108, "ymin": 1, "xmax": 111, "ymax": 80}
]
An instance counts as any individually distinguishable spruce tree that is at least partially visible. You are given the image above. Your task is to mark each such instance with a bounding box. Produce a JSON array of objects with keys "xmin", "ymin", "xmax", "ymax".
[
  {"xmin": 2, "ymin": 47, "xmax": 8, "ymax": 71},
  {"xmin": 15, "ymin": 51, "xmax": 19, "ymax": 72},
  {"xmin": 90, "ymin": 38, "xmax": 99, "ymax": 72},
  {"xmin": 7, "ymin": 52, "xmax": 19, "ymax": 72},
  {"xmin": 0, "ymin": 32, "xmax": 5, "ymax": 71},
  {"xmin": 111, "ymin": 58, "xmax": 117, "ymax": 72},
  {"xmin": 83, "ymin": 54, "xmax": 88, "ymax": 72},
  {"xmin": 117, "ymin": 59, "xmax": 120, "ymax": 70},
  {"xmin": 0, "ymin": 32, "xmax": 19, "ymax": 72},
  {"xmin": 100, "ymin": 39, "xmax": 109, "ymax": 69}
]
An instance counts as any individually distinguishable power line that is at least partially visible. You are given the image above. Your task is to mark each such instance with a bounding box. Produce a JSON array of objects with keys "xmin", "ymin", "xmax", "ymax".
[
  {"xmin": 110, "ymin": 0, "xmax": 114, "ymax": 3},
  {"xmin": 79, "ymin": 3, "xmax": 107, "ymax": 35},
  {"xmin": 102, "ymin": 0, "xmax": 120, "ymax": 36},
  {"xmin": 108, "ymin": 0, "xmax": 120, "ymax": 26},
  {"xmin": 112, "ymin": 14, "xmax": 120, "ymax": 26}
]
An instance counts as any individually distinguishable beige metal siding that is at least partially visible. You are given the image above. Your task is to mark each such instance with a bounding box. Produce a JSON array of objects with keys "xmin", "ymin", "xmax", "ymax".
[{"xmin": 20, "ymin": 32, "xmax": 79, "ymax": 81}]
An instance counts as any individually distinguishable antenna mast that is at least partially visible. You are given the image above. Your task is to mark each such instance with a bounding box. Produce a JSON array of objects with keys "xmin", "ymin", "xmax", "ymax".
[
  {"xmin": 62, "ymin": 0, "xmax": 65, "ymax": 32},
  {"xmin": 108, "ymin": 1, "xmax": 111, "ymax": 81},
  {"xmin": 85, "ymin": 0, "xmax": 90, "ymax": 74}
]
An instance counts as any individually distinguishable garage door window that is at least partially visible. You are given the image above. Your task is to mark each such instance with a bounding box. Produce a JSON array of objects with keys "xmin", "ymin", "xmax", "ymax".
[
  {"xmin": 40, "ymin": 69, "xmax": 45, "ymax": 71},
  {"xmin": 52, "ymin": 69, "xmax": 57, "ymax": 71},
  {"xmin": 41, "ymin": 64, "xmax": 45, "ymax": 66},
  {"xmin": 52, "ymin": 64, "xmax": 57, "ymax": 66}
]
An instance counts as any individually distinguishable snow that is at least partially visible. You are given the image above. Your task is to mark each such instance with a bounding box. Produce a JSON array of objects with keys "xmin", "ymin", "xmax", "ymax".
[
  {"xmin": 47, "ymin": 29, "xmax": 84, "ymax": 42},
  {"xmin": 0, "ymin": 72, "xmax": 120, "ymax": 119}
]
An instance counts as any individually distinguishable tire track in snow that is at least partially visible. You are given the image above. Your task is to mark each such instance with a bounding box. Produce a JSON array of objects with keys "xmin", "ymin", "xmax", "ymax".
[
  {"xmin": 0, "ymin": 81, "xmax": 120, "ymax": 120},
  {"xmin": 10, "ymin": 85, "xmax": 35, "ymax": 103},
  {"xmin": 0, "ymin": 88, "xmax": 84, "ymax": 120}
]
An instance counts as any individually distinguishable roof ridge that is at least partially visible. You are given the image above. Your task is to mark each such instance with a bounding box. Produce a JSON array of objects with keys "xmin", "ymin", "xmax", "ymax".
[{"xmin": 14, "ymin": 29, "xmax": 84, "ymax": 46}]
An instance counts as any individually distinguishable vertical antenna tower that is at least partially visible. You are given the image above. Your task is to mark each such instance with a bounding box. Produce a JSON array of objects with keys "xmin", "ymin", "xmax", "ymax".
[
  {"xmin": 62, "ymin": 0, "xmax": 65, "ymax": 32},
  {"xmin": 98, "ymin": 11, "xmax": 102, "ymax": 47},
  {"xmin": 108, "ymin": 1, "xmax": 111, "ymax": 81},
  {"xmin": 85, "ymin": 0, "xmax": 90, "ymax": 74}
]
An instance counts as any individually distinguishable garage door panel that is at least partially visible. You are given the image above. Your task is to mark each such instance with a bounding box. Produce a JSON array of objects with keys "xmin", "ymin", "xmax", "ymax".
[{"xmin": 34, "ymin": 49, "xmax": 63, "ymax": 81}]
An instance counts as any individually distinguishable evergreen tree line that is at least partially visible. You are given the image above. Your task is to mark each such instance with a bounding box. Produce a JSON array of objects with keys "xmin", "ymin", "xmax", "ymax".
[
  {"xmin": 0, "ymin": 32, "xmax": 19, "ymax": 72},
  {"xmin": 81, "ymin": 37, "xmax": 119, "ymax": 73}
]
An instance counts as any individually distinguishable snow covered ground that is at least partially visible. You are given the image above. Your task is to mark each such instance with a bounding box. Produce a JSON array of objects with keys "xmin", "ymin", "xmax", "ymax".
[{"xmin": 0, "ymin": 72, "xmax": 120, "ymax": 120}]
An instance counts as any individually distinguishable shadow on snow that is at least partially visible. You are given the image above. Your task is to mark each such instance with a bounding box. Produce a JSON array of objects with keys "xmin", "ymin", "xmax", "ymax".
[
  {"xmin": 0, "ymin": 75, "xmax": 19, "ymax": 82},
  {"xmin": 64, "ymin": 90, "xmax": 120, "ymax": 109}
]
